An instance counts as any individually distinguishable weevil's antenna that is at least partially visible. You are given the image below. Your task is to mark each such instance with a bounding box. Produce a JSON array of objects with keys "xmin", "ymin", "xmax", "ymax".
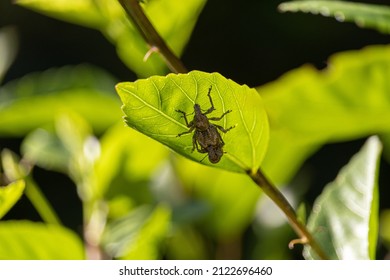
[{"xmin": 200, "ymin": 154, "xmax": 208, "ymax": 163}]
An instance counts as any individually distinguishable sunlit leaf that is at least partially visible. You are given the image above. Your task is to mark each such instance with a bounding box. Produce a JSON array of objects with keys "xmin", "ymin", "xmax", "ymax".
[
  {"xmin": 117, "ymin": 71, "xmax": 269, "ymax": 173},
  {"xmin": 279, "ymin": 1, "xmax": 390, "ymax": 34},
  {"xmin": 0, "ymin": 27, "xmax": 18, "ymax": 82},
  {"xmin": 260, "ymin": 45, "xmax": 390, "ymax": 183},
  {"xmin": 304, "ymin": 136, "xmax": 381, "ymax": 260},
  {"xmin": 0, "ymin": 221, "xmax": 84, "ymax": 259},
  {"xmin": 0, "ymin": 180, "xmax": 25, "ymax": 219}
]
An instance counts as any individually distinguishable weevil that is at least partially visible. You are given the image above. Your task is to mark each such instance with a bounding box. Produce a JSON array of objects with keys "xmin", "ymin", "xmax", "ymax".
[{"xmin": 176, "ymin": 86, "xmax": 234, "ymax": 163}]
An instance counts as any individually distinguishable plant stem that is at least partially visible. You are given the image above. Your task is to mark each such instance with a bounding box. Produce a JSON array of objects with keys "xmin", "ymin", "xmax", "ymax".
[
  {"xmin": 25, "ymin": 177, "xmax": 62, "ymax": 226},
  {"xmin": 248, "ymin": 168, "xmax": 328, "ymax": 260},
  {"xmin": 117, "ymin": 0, "xmax": 188, "ymax": 73}
]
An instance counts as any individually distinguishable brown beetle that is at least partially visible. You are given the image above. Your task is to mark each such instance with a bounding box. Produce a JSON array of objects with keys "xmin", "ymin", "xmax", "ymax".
[{"xmin": 176, "ymin": 86, "xmax": 234, "ymax": 163}]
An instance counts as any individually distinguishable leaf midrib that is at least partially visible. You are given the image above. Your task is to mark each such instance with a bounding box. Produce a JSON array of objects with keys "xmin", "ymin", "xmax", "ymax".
[{"xmin": 121, "ymin": 86, "xmax": 187, "ymax": 129}]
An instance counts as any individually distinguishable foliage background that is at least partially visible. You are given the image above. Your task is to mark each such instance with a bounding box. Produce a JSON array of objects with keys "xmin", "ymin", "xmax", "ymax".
[{"xmin": 0, "ymin": 0, "xmax": 390, "ymax": 259}]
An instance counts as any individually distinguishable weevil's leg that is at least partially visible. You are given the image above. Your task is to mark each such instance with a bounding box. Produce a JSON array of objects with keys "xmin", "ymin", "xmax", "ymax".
[
  {"xmin": 177, "ymin": 125, "xmax": 195, "ymax": 137},
  {"xmin": 218, "ymin": 131, "xmax": 225, "ymax": 146},
  {"xmin": 191, "ymin": 134, "xmax": 198, "ymax": 152},
  {"xmin": 176, "ymin": 109, "xmax": 191, "ymax": 126},
  {"xmin": 192, "ymin": 134, "xmax": 206, "ymax": 153},
  {"xmin": 204, "ymin": 86, "xmax": 215, "ymax": 115},
  {"xmin": 208, "ymin": 109, "xmax": 232, "ymax": 121},
  {"xmin": 215, "ymin": 130, "xmax": 225, "ymax": 147},
  {"xmin": 214, "ymin": 124, "xmax": 235, "ymax": 134}
]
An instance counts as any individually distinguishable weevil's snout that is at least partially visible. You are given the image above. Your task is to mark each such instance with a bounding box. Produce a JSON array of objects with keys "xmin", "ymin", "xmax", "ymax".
[{"xmin": 207, "ymin": 146, "xmax": 223, "ymax": 163}]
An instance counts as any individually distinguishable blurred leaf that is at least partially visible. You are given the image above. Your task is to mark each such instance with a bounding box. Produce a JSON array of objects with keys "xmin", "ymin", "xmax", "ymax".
[
  {"xmin": 145, "ymin": 0, "xmax": 206, "ymax": 56},
  {"xmin": 174, "ymin": 156, "xmax": 260, "ymax": 239},
  {"xmin": 21, "ymin": 113, "xmax": 99, "ymax": 180},
  {"xmin": 15, "ymin": 0, "xmax": 106, "ymax": 28},
  {"xmin": 304, "ymin": 136, "xmax": 381, "ymax": 260},
  {"xmin": 102, "ymin": 204, "xmax": 171, "ymax": 260},
  {"xmin": 0, "ymin": 65, "xmax": 121, "ymax": 136},
  {"xmin": 0, "ymin": 221, "xmax": 84, "ymax": 259},
  {"xmin": 54, "ymin": 113, "xmax": 99, "ymax": 202},
  {"xmin": 0, "ymin": 64, "xmax": 117, "ymax": 98},
  {"xmin": 251, "ymin": 224, "xmax": 295, "ymax": 260},
  {"xmin": 0, "ymin": 180, "xmax": 25, "ymax": 219},
  {"xmin": 165, "ymin": 227, "xmax": 209, "ymax": 259},
  {"xmin": 260, "ymin": 45, "xmax": 390, "ymax": 183},
  {"xmin": 117, "ymin": 71, "xmax": 269, "ymax": 173},
  {"xmin": 22, "ymin": 112, "xmax": 101, "ymax": 206},
  {"xmin": 0, "ymin": 149, "xmax": 27, "ymax": 181},
  {"xmin": 21, "ymin": 129, "xmax": 70, "ymax": 172},
  {"xmin": 16, "ymin": 0, "xmax": 207, "ymax": 77},
  {"xmin": 279, "ymin": 1, "xmax": 390, "ymax": 34},
  {"xmin": 0, "ymin": 26, "xmax": 18, "ymax": 82},
  {"xmin": 111, "ymin": 0, "xmax": 207, "ymax": 77},
  {"xmin": 1, "ymin": 149, "xmax": 61, "ymax": 225},
  {"xmin": 94, "ymin": 123, "xmax": 169, "ymax": 209}
]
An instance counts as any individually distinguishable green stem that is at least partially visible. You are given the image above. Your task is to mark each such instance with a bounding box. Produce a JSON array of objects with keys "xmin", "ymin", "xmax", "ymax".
[
  {"xmin": 25, "ymin": 177, "xmax": 62, "ymax": 226},
  {"xmin": 248, "ymin": 168, "xmax": 328, "ymax": 260},
  {"xmin": 117, "ymin": 0, "xmax": 188, "ymax": 73}
]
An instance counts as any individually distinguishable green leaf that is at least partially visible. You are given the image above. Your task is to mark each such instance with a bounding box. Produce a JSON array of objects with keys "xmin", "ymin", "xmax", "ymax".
[
  {"xmin": 102, "ymin": 205, "xmax": 171, "ymax": 260},
  {"xmin": 0, "ymin": 221, "xmax": 85, "ymax": 259},
  {"xmin": 279, "ymin": 1, "xmax": 390, "ymax": 34},
  {"xmin": 113, "ymin": 0, "xmax": 207, "ymax": 77},
  {"xmin": 0, "ymin": 27, "xmax": 18, "ymax": 82},
  {"xmin": 303, "ymin": 136, "xmax": 381, "ymax": 260},
  {"xmin": 0, "ymin": 180, "xmax": 25, "ymax": 219},
  {"xmin": 165, "ymin": 227, "xmax": 209, "ymax": 259},
  {"xmin": 93, "ymin": 122, "xmax": 169, "ymax": 204},
  {"xmin": 0, "ymin": 65, "xmax": 121, "ymax": 136},
  {"xmin": 259, "ymin": 45, "xmax": 390, "ymax": 183},
  {"xmin": 144, "ymin": 0, "xmax": 206, "ymax": 58},
  {"xmin": 1, "ymin": 150, "xmax": 62, "ymax": 225},
  {"xmin": 0, "ymin": 149, "xmax": 27, "ymax": 181},
  {"xmin": 21, "ymin": 129, "xmax": 71, "ymax": 173},
  {"xmin": 116, "ymin": 71, "xmax": 269, "ymax": 173},
  {"xmin": 16, "ymin": 0, "xmax": 207, "ymax": 77}
]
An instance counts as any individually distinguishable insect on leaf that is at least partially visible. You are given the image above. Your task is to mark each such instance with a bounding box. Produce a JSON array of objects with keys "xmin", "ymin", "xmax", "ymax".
[{"xmin": 116, "ymin": 71, "xmax": 269, "ymax": 173}]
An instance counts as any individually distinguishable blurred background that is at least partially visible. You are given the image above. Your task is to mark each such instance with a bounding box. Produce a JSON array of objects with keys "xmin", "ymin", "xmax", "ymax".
[{"xmin": 0, "ymin": 0, "xmax": 390, "ymax": 259}]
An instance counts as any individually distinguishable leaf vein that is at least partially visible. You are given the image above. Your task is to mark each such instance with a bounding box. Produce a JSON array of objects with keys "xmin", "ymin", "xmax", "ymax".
[{"xmin": 121, "ymin": 87, "xmax": 185, "ymax": 128}]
